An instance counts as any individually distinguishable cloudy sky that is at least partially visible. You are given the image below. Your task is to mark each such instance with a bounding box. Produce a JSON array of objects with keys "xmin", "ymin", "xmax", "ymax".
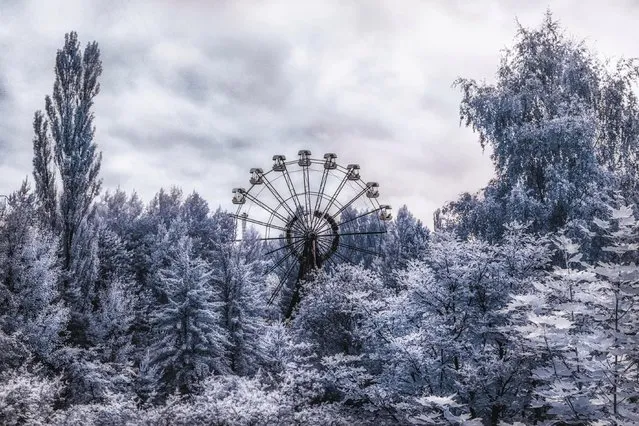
[{"xmin": 0, "ymin": 0, "xmax": 637, "ymax": 227}]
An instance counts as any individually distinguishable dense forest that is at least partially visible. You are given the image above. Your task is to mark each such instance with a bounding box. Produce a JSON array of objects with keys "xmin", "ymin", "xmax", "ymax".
[{"xmin": 1, "ymin": 12, "xmax": 639, "ymax": 425}]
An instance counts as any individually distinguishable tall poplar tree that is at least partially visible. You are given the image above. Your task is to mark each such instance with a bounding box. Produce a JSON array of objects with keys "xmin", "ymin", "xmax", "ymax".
[{"xmin": 43, "ymin": 31, "xmax": 103, "ymax": 273}]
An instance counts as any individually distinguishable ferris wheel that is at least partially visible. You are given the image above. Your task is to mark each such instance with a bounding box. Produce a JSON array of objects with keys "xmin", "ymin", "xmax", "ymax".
[{"xmin": 230, "ymin": 150, "xmax": 392, "ymax": 316}]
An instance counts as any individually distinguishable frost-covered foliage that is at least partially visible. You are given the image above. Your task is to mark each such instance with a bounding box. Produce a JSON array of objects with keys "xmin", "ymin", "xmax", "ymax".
[
  {"xmin": 0, "ymin": 184, "xmax": 68, "ymax": 366},
  {"xmin": 376, "ymin": 205, "xmax": 429, "ymax": 286},
  {"xmin": 149, "ymin": 233, "xmax": 229, "ymax": 396},
  {"xmin": 4, "ymin": 12, "xmax": 639, "ymax": 426},
  {"xmin": 365, "ymin": 225, "xmax": 550, "ymax": 424},
  {"xmin": 212, "ymin": 234, "xmax": 269, "ymax": 376},
  {"xmin": 436, "ymin": 12, "xmax": 639, "ymax": 241},
  {"xmin": 506, "ymin": 203, "xmax": 639, "ymax": 423},
  {"xmin": 0, "ymin": 365, "xmax": 61, "ymax": 425}
]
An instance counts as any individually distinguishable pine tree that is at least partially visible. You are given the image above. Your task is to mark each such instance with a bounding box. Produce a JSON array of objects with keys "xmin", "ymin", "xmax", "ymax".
[
  {"xmin": 150, "ymin": 234, "xmax": 229, "ymax": 396},
  {"xmin": 212, "ymin": 236, "xmax": 268, "ymax": 376},
  {"xmin": 86, "ymin": 222, "xmax": 135, "ymax": 364},
  {"xmin": 0, "ymin": 183, "xmax": 66, "ymax": 364},
  {"xmin": 97, "ymin": 188, "xmax": 143, "ymax": 239},
  {"xmin": 377, "ymin": 205, "xmax": 429, "ymax": 285},
  {"xmin": 147, "ymin": 187, "xmax": 183, "ymax": 229},
  {"xmin": 6, "ymin": 227, "xmax": 67, "ymax": 363},
  {"xmin": 181, "ymin": 191, "xmax": 209, "ymax": 239}
]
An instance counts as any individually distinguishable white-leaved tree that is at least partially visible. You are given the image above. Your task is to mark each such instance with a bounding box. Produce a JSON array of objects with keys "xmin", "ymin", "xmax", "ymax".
[
  {"xmin": 5, "ymin": 227, "xmax": 67, "ymax": 363},
  {"xmin": 0, "ymin": 364, "xmax": 62, "ymax": 426},
  {"xmin": 379, "ymin": 205, "xmax": 429, "ymax": 271},
  {"xmin": 506, "ymin": 203, "xmax": 639, "ymax": 423},
  {"xmin": 45, "ymin": 31, "xmax": 103, "ymax": 274}
]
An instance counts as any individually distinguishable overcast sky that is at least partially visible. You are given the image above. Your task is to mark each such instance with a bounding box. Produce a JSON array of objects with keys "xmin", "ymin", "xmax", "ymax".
[{"xmin": 0, "ymin": 0, "xmax": 637, "ymax": 227}]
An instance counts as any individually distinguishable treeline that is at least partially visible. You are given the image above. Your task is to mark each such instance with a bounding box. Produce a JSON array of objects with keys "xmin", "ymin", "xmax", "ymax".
[{"xmin": 1, "ymin": 12, "xmax": 639, "ymax": 425}]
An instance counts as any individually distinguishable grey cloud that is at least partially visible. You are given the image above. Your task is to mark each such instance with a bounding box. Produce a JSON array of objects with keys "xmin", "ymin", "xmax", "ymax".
[
  {"xmin": 0, "ymin": 0, "xmax": 637, "ymax": 226},
  {"xmin": 285, "ymin": 115, "xmax": 395, "ymax": 142},
  {"xmin": 0, "ymin": 76, "xmax": 7, "ymax": 102},
  {"xmin": 175, "ymin": 69, "xmax": 211, "ymax": 104},
  {"xmin": 201, "ymin": 38, "xmax": 293, "ymax": 108},
  {"xmin": 107, "ymin": 126, "xmax": 215, "ymax": 152},
  {"xmin": 100, "ymin": 44, "xmax": 153, "ymax": 94}
]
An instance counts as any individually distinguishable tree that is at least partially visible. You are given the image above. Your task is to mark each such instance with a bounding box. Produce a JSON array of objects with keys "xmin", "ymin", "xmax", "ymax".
[
  {"xmin": 437, "ymin": 12, "xmax": 639, "ymax": 241},
  {"xmin": 96, "ymin": 188, "xmax": 143, "ymax": 240},
  {"xmin": 0, "ymin": 183, "xmax": 67, "ymax": 365},
  {"xmin": 3, "ymin": 227, "xmax": 67, "ymax": 363},
  {"xmin": 457, "ymin": 13, "xmax": 600, "ymax": 201},
  {"xmin": 293, "ymin": 265, "xmax": 387, "ymax": 358},
  {"xmin": 149, "ymin": 234, "xmax": 229, "ymax": 396},
  {"xmin": 212, "ymin": 235, "xmax": 268, "ymax": 376},
  {"xmin": 290, "ymin": 265, "xmax": 404, "ymax": 422},
  {"xmin": 369, "ymin": 226, "xmax": 550, "ymax": 424},
  {"xmin": 506, "ymin": 204, "xmax": 639, "ymax": 423},
  {"xmin": 44, "ymin": 31, "xmax": 103, "ymax": 273},
  {"xmin": 32, "ymin": 110, "xmax": 57, "ymax": 230},
  {"xmin": 0, "ymin": 182, "xmax": 37, "ymax": 299},
  {"xmin": 596, "ymin": 60, "xmax": 639, "ymax": 200},
  {"xmin": 377, "ymin": 205, "xmax": 429, "ymax": 284},
  {"xmin": 147, "ymin": 187, "xmax": 183, "ymax": 229},
  {"xmin": 181, "ymin": 191, "xmax": 210, "ymax": 242},
  {"xmin": 86, "ymin": 223, "xmax": 135, "ymax": 366},
  {"xmin": 0, "ymin": 364, "xmax": 62, "ymax": 426}
]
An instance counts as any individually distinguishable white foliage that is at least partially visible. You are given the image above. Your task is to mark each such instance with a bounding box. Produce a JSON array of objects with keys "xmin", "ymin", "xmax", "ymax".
[
  {"xmin": 149, "ymin": 233, "xmax": 229, "ymax": 395},
  {"xmin": 0, "ymin": 366, "xmax": 61, "ymax": 426},
  {"xmin": 507, "ymin": 203, "xmax": 639, "ymax": 422}
]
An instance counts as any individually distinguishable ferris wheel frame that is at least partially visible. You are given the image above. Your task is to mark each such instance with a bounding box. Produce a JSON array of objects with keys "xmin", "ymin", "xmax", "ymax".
[{"xmin": 229, "ymin": 150, "xmax": 392, "ymax": 314}]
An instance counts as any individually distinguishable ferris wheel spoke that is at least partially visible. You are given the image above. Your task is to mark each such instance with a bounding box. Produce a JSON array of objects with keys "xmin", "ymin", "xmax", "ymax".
[
  {"xmin": 302, "ymin": 163, "xmax": 313, "ymax": 228},
  {"xmin": 338, "ymin": 242, "xmax": 382, "ymax": 257},
  {"xmin": 242, "ymin": 191, "xmax": 289, "ymax": 225},
  {"xmin": 317, "ymin": 207, "xmax": 382, "ymax": 235},
  {"xmin": 261, "ymin": 174, "xmax": 297, "ymax": 218},
  {"xmin": 336, "ymin": 207, "xmax": 384, "ymax": 228},
  {"xmin": 235, "ymin": 235, "xmax": 290, "ymax": 242},
  {"xmin": 296, "ymin": 217, "xmax": 308, "ymax": 230},
  {"xmin": 316, "ymin": 230, "xmax": 387, "ymax": 238},
  {"xmin": 267, "ymin": 260, "xmax": 297, "ymax": 305},
  {"xmin": 315, "ymin": 236, "xmax": 333, "ymax": 257},
  {"xmin": 263, "ymin": 243, "xmax": 302, "ymax": 277},
  {"xmin": 292, "ymin": 217, "xmax": 306, "ymax": 234},
  {"xmin": 312, "ymin": 171, "xmax": 350, "ymax": 233},
  {"xmin": 265, "ymin": 238, "xmax": 304, "ymax": 256},
  {"xmin": 322, "ymin": 254, "xmax": 339, "ymax": 268},
  {"xmin": 310, "ymin": 167, "xmax": 330, "ymax": 230},
  {"xmin": 230, "ymin": 214, "xmax": 288, "ymax": 233},
  {"xmin": 319, "ymin": 186, "xmax": 370, "ymax": 233},
  {"xmin": 338, "ymin": 230, "xmax": 387, "ymax": 237},
  {"xmin": 281, "ymin": 167, "xmax": 307, "ymax": 229}
]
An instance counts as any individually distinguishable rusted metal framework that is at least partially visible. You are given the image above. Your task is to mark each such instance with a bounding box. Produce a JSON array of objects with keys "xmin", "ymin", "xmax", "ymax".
[{"xmin": 231, "ymin": 150, "xmax": 392, "ymax": 317}]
